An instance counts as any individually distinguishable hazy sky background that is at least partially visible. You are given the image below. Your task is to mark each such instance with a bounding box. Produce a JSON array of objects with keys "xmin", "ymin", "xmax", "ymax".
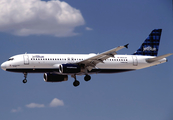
[{"xmin": 0, "ymin": 0, "xmax": 173, "ymax": 120}]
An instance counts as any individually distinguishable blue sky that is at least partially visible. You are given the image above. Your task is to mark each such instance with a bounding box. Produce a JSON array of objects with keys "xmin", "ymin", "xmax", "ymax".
[{"xmin": 0, "ymin": 0, "xmax": 173, "ymax": 120}]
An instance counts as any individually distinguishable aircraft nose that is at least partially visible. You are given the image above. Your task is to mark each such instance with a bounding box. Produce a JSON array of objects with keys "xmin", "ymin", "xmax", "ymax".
[{"xmin": 1, "ymin": 62, "xmax": 7, "ymax": 71}]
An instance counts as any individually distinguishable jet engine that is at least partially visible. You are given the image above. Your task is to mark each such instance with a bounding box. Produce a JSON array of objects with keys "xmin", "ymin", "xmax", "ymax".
[
  {"xmin": 59, "ymin": 64, "xmax": 81, "ymax": 73},
  {"xmin": 44, "ymin": 73, "xmax": 68, "ymax": 82}
]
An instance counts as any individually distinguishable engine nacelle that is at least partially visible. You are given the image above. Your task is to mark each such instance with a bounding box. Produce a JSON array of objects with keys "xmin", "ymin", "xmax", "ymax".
[
  {"xmin": 44, "ymin": 73, "xmax": 68, "ymax": 82},
  {"xmin": 59, "ymin": 64, "xmax": 81, "ymax": 73}
]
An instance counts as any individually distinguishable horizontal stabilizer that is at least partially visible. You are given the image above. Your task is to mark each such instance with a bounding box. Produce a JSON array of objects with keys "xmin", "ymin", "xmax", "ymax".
[{"xmin": 146, "ymin": 53, "xmax": 173, "ymax": 63}]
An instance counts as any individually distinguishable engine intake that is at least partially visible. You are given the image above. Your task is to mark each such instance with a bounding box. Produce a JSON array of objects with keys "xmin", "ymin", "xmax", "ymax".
[
  {"xmin": 44, "ymin": 73, "xmax": 68, "ymax": 82},
  {"xmin": 59, "ymin": 64, "xmax": 81, "ymax": 73}
]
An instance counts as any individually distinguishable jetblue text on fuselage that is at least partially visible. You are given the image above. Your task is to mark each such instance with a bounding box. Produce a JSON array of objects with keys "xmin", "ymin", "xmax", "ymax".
[{"xmin": 32, "ymin": 55, "xmax": 44, "ymax": 59}]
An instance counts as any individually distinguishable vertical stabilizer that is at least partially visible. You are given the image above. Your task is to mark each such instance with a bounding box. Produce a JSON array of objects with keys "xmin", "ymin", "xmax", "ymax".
[{"xmin": 133, "ymin": 29, "xmax": 162, "ymax": 56}]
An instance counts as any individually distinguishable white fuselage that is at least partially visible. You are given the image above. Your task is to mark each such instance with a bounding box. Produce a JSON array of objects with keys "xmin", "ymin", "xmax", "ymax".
[{"xmin": 1, "ymin": 54, "xmax": 167, "ymax": 75}]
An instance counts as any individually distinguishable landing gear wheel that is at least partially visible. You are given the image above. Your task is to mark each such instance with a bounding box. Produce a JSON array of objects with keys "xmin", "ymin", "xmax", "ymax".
[
  {"xmin": 71, "ymin": 74, "xmax": 80, "ymax": 87},
  {"xmin": 23, "ymin": 79, "xmax": 27, "ymax": 83},
  {"xmin": 23, "ymin": 72, "xmax": 28, "ymax": 84},
  {"xmin": 84, "ymin": 75, "xmax": 91, "ymax": 81},
  {"xmin": 73, "ymin": 80, "xmax": 80, "ymax": 87}
]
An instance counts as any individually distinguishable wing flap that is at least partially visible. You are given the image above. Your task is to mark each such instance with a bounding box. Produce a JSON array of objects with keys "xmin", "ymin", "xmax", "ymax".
[{"xmin": 146, "ymin": 53, "xmax": 173, "ymax": 63}]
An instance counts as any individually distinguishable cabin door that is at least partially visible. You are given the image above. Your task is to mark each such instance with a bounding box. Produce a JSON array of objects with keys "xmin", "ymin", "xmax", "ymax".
[
  {"xmin": 132, "ymin": 56, "xmax": 138, "ymax": 66},
  {"xmin": 23, "ymin": 55, "xmax": 29, "ymax": 65}
]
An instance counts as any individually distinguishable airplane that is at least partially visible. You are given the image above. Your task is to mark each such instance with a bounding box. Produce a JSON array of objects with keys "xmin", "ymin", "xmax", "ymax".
[{"xmin": 1, "ymin": 29, "xmax": 172, "ymax": 87}]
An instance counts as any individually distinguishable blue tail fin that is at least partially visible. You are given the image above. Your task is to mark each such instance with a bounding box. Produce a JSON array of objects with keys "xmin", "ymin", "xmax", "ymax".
[{"xmin": 133, "ymin": 29, "xmax": 162, "ymax": 56}]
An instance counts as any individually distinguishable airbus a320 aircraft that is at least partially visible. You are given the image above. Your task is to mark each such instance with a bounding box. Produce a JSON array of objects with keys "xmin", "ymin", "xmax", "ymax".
[{"xmin": 1, "ymin": 29, "xmax": 172, "ymax": 87}]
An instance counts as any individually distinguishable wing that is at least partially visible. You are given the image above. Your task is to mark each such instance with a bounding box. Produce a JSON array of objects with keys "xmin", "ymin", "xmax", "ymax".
[{"xmin": 76, "ymin": 44, "xmax": 129, "ymax": 71}]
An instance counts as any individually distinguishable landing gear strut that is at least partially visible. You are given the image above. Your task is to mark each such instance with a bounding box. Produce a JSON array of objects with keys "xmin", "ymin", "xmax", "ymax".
[
  {"xmin": 23, "ymin": 72, "xmax": 27, "ymax": 83},
  {"xmin": 71, "ymin": 75, "xmax": 80, "ymax": 87}
]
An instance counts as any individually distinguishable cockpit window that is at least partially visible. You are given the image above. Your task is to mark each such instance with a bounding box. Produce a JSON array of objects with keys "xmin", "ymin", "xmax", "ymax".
[{"xmin": 8, "ymin": 58, "xmax": 14, "ymax": 61}]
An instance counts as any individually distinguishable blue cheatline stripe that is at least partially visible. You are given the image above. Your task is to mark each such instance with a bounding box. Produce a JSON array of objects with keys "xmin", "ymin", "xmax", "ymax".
[{"xmin": 6, "ymin": 68, "xmax": 135, "ymax": 74}]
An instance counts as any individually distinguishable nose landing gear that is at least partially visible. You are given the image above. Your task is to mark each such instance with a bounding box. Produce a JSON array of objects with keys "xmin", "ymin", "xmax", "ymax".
[{"xmin": 23, "ymin": 72, "xmax": 27, "ymax": 83}]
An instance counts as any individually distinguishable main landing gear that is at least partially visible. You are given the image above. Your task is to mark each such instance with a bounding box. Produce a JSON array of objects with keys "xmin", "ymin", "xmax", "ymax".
[
  {"xmin": 71, "ymin": 74, "xmax": 91, "ymax": 87},
  {"xmin": 71, "ymin": 75, "xmax": 80, "ymax": 87},
  {"xmin": 23, "ymin": 72, "xmax": 27, "ymax": 83},
  {"xmin": 84, "ymin": 75, "xmax": 91, "ymax": 81}
]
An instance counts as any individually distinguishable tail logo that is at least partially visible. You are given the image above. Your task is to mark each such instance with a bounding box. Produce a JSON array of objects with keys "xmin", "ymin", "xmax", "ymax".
[
  {"xmin": 143, "ymin": 46, "xmax": 156, "ymax": 52},
  {"xmin": 133, "ymin": 29, "xmax": 162, "ymax": 56}
]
